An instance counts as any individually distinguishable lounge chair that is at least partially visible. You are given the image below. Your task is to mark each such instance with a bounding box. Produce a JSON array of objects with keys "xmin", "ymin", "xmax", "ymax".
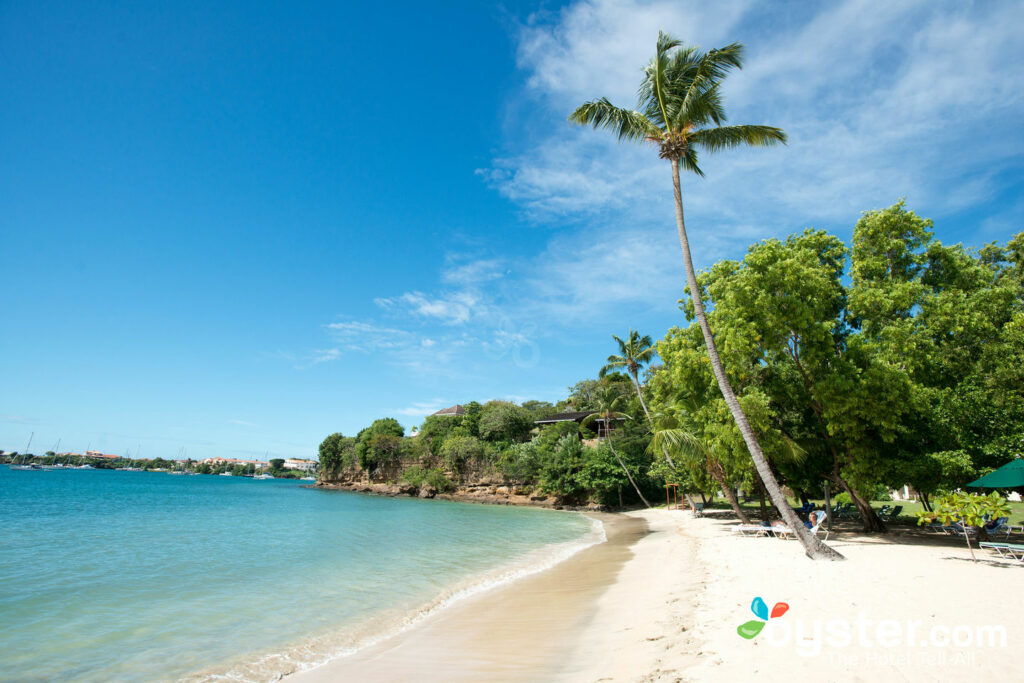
[
  {"xmin": 945, "ymin": 521, "xmax": 979, "ymax": 538},
  {"xmin": 984, "ymin": 517, "xmax": 1011, "ymax": 540},
  {"xmin": 692, "ymin": 502, "xmax": 705, "ymax": 518},
  {"xmin": 980, "ymin": 542, "xmax": 1024, "ymax": 562},
  {"xmin": 836, "ymin": 503, "xmax": 859, "ymax": 519},
  {"xmin": 771, "ymin": 515, "xmax": 830, "ymax": 542},
  {"xmin": 880, "ymin": 505, "xmax": 903, "ymax": 521},
  {"xmin": 734, "ymin": 524, "xmax": 771, "ymax": 537}
]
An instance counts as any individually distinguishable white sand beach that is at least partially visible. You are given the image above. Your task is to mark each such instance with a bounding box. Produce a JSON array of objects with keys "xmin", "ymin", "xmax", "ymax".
[{"xmin": 289, "ymin": 508, "xmax": 1023, "ymax": 682}]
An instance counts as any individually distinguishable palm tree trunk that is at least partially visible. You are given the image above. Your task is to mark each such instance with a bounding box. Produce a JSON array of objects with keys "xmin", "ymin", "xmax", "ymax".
[
  {"xmin": 669, "ymin": 158, "xmax": 844, "ymax": 561},
  {"xmin": 630, "ymin": 371, "xmax": 652, "ymax": 422},
  {"xmin": 754, "ymin": 474, "xmax": 769, "ymax": 521},
  {"xmin": 607, "ymin": 433, "xmax": 652, "ymax": 508},
  {"xmin": 721, "ymin": 484, "xmax": 749, "ymax": 523},
  {"xmin": 630, "ymin": 370, "xmax": 678, "ymax": 470}
]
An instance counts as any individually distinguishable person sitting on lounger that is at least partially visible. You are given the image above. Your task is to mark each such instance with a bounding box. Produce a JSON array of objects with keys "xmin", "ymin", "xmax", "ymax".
[{"xmin": 805, "ymin": 510, "xmax": 824, "ymax": 529}]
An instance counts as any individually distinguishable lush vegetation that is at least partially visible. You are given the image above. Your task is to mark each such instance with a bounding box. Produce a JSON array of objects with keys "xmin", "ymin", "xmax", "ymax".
[{"xmin": 318, "ymin": 207, "xmax": 1022, "ymax": 519}]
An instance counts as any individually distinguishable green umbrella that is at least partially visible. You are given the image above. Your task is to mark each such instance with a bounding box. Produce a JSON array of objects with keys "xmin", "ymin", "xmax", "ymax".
[{"xmin": 967, "ymin": 458, "xmax": 1024, "ymax": 489}]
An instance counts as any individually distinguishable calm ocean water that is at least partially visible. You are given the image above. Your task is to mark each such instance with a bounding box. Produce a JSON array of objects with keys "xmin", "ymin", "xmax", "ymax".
[{"xmin": 0, "ymin": 467, "xmax": 597, "ymax": 682}]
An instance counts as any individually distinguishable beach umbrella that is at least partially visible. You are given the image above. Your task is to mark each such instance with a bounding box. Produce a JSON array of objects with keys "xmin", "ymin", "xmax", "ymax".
[{"xmin": 966, "ymin": 458, "xmax": 1024, "ymax": 489}]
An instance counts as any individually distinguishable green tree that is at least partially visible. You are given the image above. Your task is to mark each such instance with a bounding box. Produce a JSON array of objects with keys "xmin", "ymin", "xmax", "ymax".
[
  {"xmin": 438, "ymin": 435, "xmax": 486, "ymax": 477},
  {"xmin": 581, "ymin": 386, "xmax": 650, "ymax": 507},
  {"xmin": 570, "ymin": 33, "xmax": 837, "ymax": 559},
  {"xmin": 318, "ymin": 433, "xmax": 353, "ymax": 475},
  {"xmin": 269, "ymin": 458, "xmax": 285, "ymax": 470},
  {"xmin": 699, "ymin": 229, "xmax": 898, "ymax": 531},
  {"xmin": 355, "ymin": 418, "xmax": 405, "ymax": 471},
  {"xmin": 478, "ymin": 401, "xmax": 534, "ymax": 443},
  {"xmin": 648, "ymin": 402, "xmax": 750, "ymax": 523}
]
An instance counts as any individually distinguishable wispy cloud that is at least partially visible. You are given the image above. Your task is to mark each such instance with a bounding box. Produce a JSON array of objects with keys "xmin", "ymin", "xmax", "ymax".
[
  {"xmin": 441, "ymin": 255, "xmax": 506, "ymax": 285},
  {"xmin": 390, "ymin": 399, "xmax": 451, "ymax": 418},
  {"xmin": 228, "ymin": 419, "xmax": 258, "ymax": 427},
  {"xmin": 488, "ymin": 0, "xmax": 1024, "ymax": 238},
  {"xmin": 375, "ymin": 291, "xmax": 482, "ymax": 325}
]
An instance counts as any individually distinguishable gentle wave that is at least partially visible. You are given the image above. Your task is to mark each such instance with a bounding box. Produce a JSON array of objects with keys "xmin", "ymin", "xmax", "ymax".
[{"xmin": 184, "ymin": 515, "xmax": 606, "ymax": 683}]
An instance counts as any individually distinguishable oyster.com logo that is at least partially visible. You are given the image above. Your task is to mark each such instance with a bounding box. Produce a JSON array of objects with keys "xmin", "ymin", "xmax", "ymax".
[{"xmin": 737, "ymin": 596, "xmax": 789, "ymax": 639}]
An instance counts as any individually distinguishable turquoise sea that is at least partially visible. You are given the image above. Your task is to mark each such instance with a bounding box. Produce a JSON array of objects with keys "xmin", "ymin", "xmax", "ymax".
[{"xmin": 0, "ymin": 467, "xmax": 598, "ymax": 682}]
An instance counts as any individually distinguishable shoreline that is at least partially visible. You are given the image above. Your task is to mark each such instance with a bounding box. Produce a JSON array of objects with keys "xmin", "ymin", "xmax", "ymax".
[
  {"xmin": 286, "ymin": 512, "xmax": 650, "ymax": 682},
  {"xmin": 288, "ymin": 508, "xmax": 1024, "ymax": 682},
  {"xmin": 313, "ymin": 479, "xmax": 608, "ymax": 511}
]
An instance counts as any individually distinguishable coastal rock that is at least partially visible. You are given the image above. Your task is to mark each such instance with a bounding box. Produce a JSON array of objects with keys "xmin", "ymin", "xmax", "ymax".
[{"xmin": 418, "ymin": 485, "xmax": 436, "ymax": 499}]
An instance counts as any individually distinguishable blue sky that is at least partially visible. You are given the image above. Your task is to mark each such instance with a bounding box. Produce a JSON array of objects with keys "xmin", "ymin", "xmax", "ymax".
[{"xmin": 2, "ymin": 0, "xmax": 1022, "ymax": 461}]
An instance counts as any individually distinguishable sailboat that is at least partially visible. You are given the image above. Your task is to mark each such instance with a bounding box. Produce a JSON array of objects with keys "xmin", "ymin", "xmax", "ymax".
[
  {"xmin": 254, "ymin": 452, "xmax": 274, "ymax": 479},
  {"xmin": 41, "ymin": 439, "xmax": 68, "ymax": 470},
  {"xmin": 167, "ymin": 447, "xmax": 186, "ymax": 474},
  {"xmin": 9, "ymin": 433, "xmax": 42, "ymax": 470}
]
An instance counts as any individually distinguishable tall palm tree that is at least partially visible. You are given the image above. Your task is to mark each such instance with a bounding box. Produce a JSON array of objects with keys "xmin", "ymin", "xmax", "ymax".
[
  {"xmin": 570, "ymin": 32, "xmax": 842, "ymax": 560},
  {"xmin": 581, "ymin": 386, "xmax": 652, "ymax": 508},
  {"xmin": 600, "ymin": 330, "xmax": 656, "ymax": 422}
]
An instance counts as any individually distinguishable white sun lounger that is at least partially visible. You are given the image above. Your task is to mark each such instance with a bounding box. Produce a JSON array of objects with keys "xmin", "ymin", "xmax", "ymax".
[
  {"xmin": 980, "ymin": 542, "xmax": 1024, "ymax": 562},
  {"xmin": 733, "ymin": 524, "xmax": 771, "ymax": 537}
]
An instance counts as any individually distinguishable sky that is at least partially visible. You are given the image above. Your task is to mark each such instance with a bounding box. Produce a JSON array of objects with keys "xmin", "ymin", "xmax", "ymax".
[{"xmin": 2, "ymin": 0, "xmax": 1022, "ymax": 461}]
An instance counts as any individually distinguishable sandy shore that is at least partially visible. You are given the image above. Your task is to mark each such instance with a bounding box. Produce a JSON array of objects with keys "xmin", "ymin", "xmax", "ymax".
[{"xmin": 288, "ymin": 508, "xmax": 1022, "ymax": 682}]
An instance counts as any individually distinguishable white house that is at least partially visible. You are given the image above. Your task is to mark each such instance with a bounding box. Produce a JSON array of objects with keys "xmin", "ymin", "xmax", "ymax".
[{"xmin": 284, "ymin": 458, "xmax": 317, "ymax": 472}]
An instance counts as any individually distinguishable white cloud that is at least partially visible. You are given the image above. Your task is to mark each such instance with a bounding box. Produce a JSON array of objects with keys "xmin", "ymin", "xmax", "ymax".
[
  {"xmin": 391, "ymin": 399, "xmax": 451, "ymax": 417},
  {"xmin": 441, "ymin": 256, "xmax": 506, "ymax": 285},
  {"xmin": 375, "ymin": 290, "xmax": 482, "ymax": 325},
  {"xmin": 487, "ymin": 0, "xmax": 1024, "ymax": 243}
]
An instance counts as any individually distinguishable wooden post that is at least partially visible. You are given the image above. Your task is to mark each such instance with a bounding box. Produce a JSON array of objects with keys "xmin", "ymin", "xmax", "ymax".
[{"xmin": 665, "ymin": 483, "xmax": 680, "ymax": 510}]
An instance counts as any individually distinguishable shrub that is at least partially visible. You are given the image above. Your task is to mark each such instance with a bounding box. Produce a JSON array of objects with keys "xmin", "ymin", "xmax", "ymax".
[
  {"xmin": 439, "ymin": 435, "xmax": 486, "ymax": 474},
  {"xmin": 495, "ymin": 442, "xmax": 541, "ymax": 483},
  {"xmin": 402, "ymin": 466, "xmax": 455, "ymax": 493}
]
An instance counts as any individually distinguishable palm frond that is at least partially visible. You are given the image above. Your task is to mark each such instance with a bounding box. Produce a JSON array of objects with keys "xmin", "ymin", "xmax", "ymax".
[
  {"xmin": 676, "ymin": 81, "xmax": 726, "ymax": 128},
  {"xmin": 679, "ymin": 144, "xmax": 704, "ymax": 176},
  {"xmin": 598, "ymin": 354, "xmax": 627, "ymax": 378},
  {"xmin": 656, "ymin": 31, "xmax": 681, "ymax": 58},
  {"xmin": 568, "ymin": 98, "xmax": 659, "ymax": 142},
  {"xmin": 691, "ymin": 125, "xmax": 787, "ymax": 152},
  {"xmin": 647, "ymin": 428, "xmax": 709, "ymax": 464}
]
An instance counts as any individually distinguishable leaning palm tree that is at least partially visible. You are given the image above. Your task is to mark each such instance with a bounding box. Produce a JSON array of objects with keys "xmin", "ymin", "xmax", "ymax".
[
  {"xmin": 570, "ymin": 33, "xmax": 842, "ymax": 560},
  {"xmin": 600, "ymin": 330, "xmax": 656, "ymax": 421},
  {"xmin": 582, "ymin": 386, "xmax": 652, "ymax": 508}
]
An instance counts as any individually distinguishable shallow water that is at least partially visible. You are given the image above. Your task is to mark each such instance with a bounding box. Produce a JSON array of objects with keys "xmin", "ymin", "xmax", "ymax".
[{"xmin": 0, "ymin": 467, "xmax": 594, "ymax": 682}]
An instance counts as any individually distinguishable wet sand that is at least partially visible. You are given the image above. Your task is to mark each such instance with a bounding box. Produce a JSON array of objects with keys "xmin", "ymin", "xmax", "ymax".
[{"xmin": 288, "ymin": 513, "xmax": 649, "ymax": 682}]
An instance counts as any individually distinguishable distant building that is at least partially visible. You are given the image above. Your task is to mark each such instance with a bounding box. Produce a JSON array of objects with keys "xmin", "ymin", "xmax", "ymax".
[
  {"xmin": 431, "ymin": 404, "xmax": 466, "ymax": 417},
  {"xmin": 534, "ymin": 411, "xmax": 625, "ymax": 437},
  {"xmin": 284, "ymin": 458, "xmax": 317, "ymax": 472},
  {"xmin": 84, "ymin": 450, "xmax": 121, "ymax": 460}
]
